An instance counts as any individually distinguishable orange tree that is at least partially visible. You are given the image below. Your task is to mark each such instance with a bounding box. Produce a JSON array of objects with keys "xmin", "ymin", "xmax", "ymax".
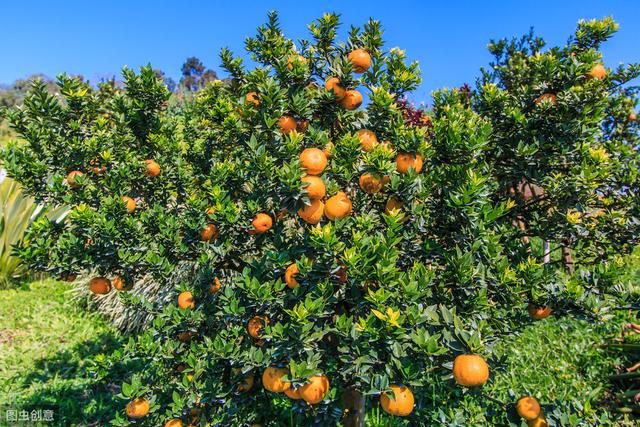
[{"xmin": 0, "ymin": 12, "xmax": 636, "ymax": 427}]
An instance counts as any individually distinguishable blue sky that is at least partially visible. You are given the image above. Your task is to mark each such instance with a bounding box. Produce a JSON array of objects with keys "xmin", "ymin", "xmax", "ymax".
[{"xmin": 1, "ymin": 1, "xmax": 639, "ymax": 102}]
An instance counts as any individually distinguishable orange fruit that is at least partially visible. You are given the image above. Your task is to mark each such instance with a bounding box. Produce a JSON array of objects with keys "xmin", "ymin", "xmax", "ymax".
[
  {"xmin": 200, "ymin": 223, "xmax": 219, "ymax": 241},
  {"xmin": 91, "ymin": 165, "xmax": 107, "ymax": 174},
  {"xmin": 66, "ymin": 171, "xmax": 84, "ymax": 188},
  {"xmin": 359, "ymin": 173, "xmax": 384, "ymax": 194},
  {"xmin": 325, "ymin": 77, "xmax": 346, "ymax": 100},
  {"xmin": 296, "ymin": 119, "xmax": 310, "ymax": 133},
  {"xmin": 453, "ymin": 354, "xmax": 489, "ymax": 387},
  {"xmin": 528, "ymin": 414, "xmax": 549, "ymax": 427},
  {"xmin": 324, "ymin": 192, "xmax": 352, "ymax": 220},
  {"xmin": 298, "ymin": 199, "xmax": 324, "ymax": 224},
  {"xmin": 62, "ymin": 273, "xmax": 77, "ymax": 282},
  {"xmin": 385, "ymin": 197, "xmax": 404, "ymax": 214},
  {"xmin": 340, "ymin": 89, "xmax": 363, "ymax": 110},
  {"xmin": 278, "ymin": 116, "xmax": 297, "ymax": 134},
  {"xmin": 89, "ymin": 277, "xmax": 111, "ymax": 294},
  {"xmin": 262, "ymin": 367, "xmax": 291, "ymax": 393},
  {"xmin": 144, "ymin": 160, "xmax": 161, "ymax": 177},
  {"xmin": 276, "ymin": 208, "xmax": 289, "ymax": 220},
  {"xmin": 284, "ymin": 387, "xmax": 302, "ymax": 400},
  {"xmin": 337, "ymin": 266, "xmax": 347, "ymax": 284},
  {"xmin": 588, "ymin": 63, "xmax": 606, "ymax": 80},
  {"xmin": 164, "ymin": 419, "xmax": 183, "ymax": 427},
  {"xmin": 206, "ymin": 206, "xmax": 215, "ymax": 216},
  {"xmin": 348, "ymin": 48, "xmax": 371, "ymax": 73},
  {"xmin": 357, "ymin": 129, "xmax": 378, "ymax": 151},
  {"xmin": 534, "ymin": 93, "xmax": 557, "ymax": 105},
  {"xmin": 245, "ymin": 91, "xmax": 260, "ymax": 107},
  {"xmin": 629, "ymin": 113, "xmax": 637, "ymax": 121},
  {"xmin": 396, "ymin": 153, "xmax": 423, "ymax": 174},
  {"xmin": 125, "ymin": 398, "xmax": 149, "ymax": 419},
  {"xmin": 285, "ymin": 264, "xmax": 299, "ymax": 289},
  {"xmin": 299, "ymin": 375, "xmax": 330, "ymax": 404},
  {"xmin": 287, "ymin": 54, "xmax": 308, "ymax": 70},
  {"xmin": 380, "ymin": 385, "xmax": 414, "ymax": 417},
  {"xmin": 251, "ymin": 213, "xmax": 273, "ymax": 234},
  {"xmin": 121, "ymin": 196, "xmax": 136, "ymax": 213},
  {"xmin": 516, "ymin": 396, "xmax": 542, "ymax": 421},
  {"xmin": 178, "ymin": 291, "xmax": 195, "ymax": 309},
  {"xmin": 300, "ymin": 148, "xmax": 328, "ymax": 175},
  {"xmin": 301, "ymin": 175, "xmax": 326, "ymax": 199},
  {"xmin": 237, "ymin": 373, "xmax": 255, "ymax": 392},
  {"xmin": 323, "ymin": 141, "xmax": 335, "ymax": 158},
  {"xmin": 209, "ymin": 277, "xmax": 222, "ymax": 293},
  {"xmin": 113, "ymin": 275, "xmax": 133, "ymax": 291},
  {"xmin": 247, "ymin": 316, "xmax": 269, "ymax": 339},
  {"xmin": 528, "ymin": 304, "xmax": 552, "ymax": 320}
]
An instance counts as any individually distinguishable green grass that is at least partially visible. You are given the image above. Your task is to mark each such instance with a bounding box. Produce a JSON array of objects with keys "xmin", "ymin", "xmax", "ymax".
[{"xmin": 0, "ymin": 280, "xmax": 637, "ymax": 426}]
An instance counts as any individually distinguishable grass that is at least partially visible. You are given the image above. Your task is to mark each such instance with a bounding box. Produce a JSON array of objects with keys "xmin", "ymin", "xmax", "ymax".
[{"xmin": 0, "ymin": 280, "xmax": 637, "ymax": 426}]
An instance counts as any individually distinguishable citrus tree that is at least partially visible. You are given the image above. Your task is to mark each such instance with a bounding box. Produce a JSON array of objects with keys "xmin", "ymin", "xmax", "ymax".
[{"xmin": 1, "ymin": 12, "xmax": 636, "ymax": 427}]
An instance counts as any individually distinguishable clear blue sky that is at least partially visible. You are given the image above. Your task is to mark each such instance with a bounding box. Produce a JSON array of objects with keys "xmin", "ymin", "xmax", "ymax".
[{"xmin": 1, "ymin": 0, "xmax": 639, "ymax": 102}]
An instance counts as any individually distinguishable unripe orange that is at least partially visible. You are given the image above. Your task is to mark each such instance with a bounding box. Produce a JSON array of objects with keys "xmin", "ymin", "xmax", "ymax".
[
  {"xmin": 325, "ymin": 77, "xmax": 346, "ymax": 100},
  {"xmin": 284, "ymin": 264, "xmax": 299, "ymax": 289},
  {"xmin": 340, "ymin": 89, "xmax": 363, "ymax": 110},
  {"xmin": 348, "ymin": 48, "xmax": 371, "ymax": 73},
  {"xmin": 251, "ymin": 213, "xmax": 273, "ymax": 234},
  {"xmin": 588, "ymin": 63, "xmax": 606, "ymax": 80},
  {"xmin": 144, "ymin": 160, "xmax": 161, "ymax": 177},
  {"xmin": 516, "ymin": 396, "xmax": 542, "ymax": 421},
  {"xmin": 125, "ymin": 398, "xmax": 150, "ymax": 419},
  {"xmin": 262, "ymin": 367, "xmax": 290, "ymax": 393},
  {"xmin": 396, "ymin": 153, "xmax": 423, "ymax": 174},
  {"xmin": 66, "ymin": 170, "xmax": 84, "ymax": 188},
  {"xmin": 380, "ymin": 385, "xmax": 414, "ymax": 417},
  {"xmin": 89, "ymin": 277, "xmax": 111, "ymax": 294},
  {"xmin": 528, "ymin": 304, "xmax": 552, "ymax": 320},
  {"xmin": 324, "ymin": 192, "xmax": 352, "ymax": 220},
  {"xmin": 359, "ymin": 173, "xmax": 384, "ymax": 194},
  {"xmin": 298, "ymin": 375, "xmax": 330, "ymax": 404},
  {"xmin": 178, "ymin": 291, "xmax": 195, "ymax": 309},
  {"xmin": 357, "ymin": 129, "xmax": 378, "ymax": 151},
  {"xmin": 200, "ymin": 223, "xmax": 219, "ymax": 241},
  {"xmin": 298, "ymin": 199, "xmax": 324, "ymax": 224},
  {"xmin": 121, "ymin": 196, "xmax": 136, "ymax": 213},
  {"xmin": 278, "ymin": 116, "xmax": 297, "ymax": 134},
  {"xmin": 453, "ymin": 354, "xmax": 489, "ymax": 387},
  {"xmin": 301, "ymin": 175, "xmax": 326, "ymax": 199},
  {"xmin": 300, "ymin": 148, "xmax": 328, "ymax": 175}
]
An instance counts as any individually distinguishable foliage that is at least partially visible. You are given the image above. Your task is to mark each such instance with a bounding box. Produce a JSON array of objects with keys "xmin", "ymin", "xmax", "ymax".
[{"xmin": 1, "ymin": 11, "xmax": 638, "ymax": 427}]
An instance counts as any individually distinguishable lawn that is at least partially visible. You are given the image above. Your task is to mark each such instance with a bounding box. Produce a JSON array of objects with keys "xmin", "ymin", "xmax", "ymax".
[{"xmin": 0, "ymin": 280, "xmax": 637, "ymax": 426}]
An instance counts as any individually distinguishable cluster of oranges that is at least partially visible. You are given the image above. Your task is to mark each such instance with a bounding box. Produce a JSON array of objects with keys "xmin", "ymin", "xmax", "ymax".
[
  {"xmin": 516, "ymin": 395, "xmax": 548, "ymax": 427},
  {"xmin": 262, "ymin": 366, "xmax": 330, "ymax": 405}
]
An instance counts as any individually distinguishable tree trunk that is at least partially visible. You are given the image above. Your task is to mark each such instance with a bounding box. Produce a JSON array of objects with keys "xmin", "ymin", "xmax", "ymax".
[
  {"xmin": 561, "ymin": 242, "xmax": 574, "ymax": 274},
  {"xmin": 543, "ymin": 240, "xmax": 551, "ymax": 264},
  {"xmin": 342, "ymin": 388, "xmax": 365, "ymax": 427}
]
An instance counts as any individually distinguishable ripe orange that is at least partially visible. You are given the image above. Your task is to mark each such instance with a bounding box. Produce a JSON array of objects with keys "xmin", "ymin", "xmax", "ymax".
[
  {"xmin": 113, "ymin": 275, "xmax": 133, "ymax": 291},
  {"xmin": 247, "ymin": 315, "xmax": 269, "ymax": 339},
  {"xmin": 357, "ymin": 129, "xmax": 378, "ymax": 151},
  {"xmin": 340, "ymin": 89, "xmax": 363, "ymax": 110},
  {"xmin": 237, "ymin": 374, "xmax": 255, "ymax": 392},
  {"xmin": 528, "ymin": 414, "xmax": 549, "ymax": 427},
  {"xmin": 301, "ymin": 175, "xmax": 326, "ymax": 199},
  {"xmin": 300, "ymin": 148, "xmax": 328, "ymax": 175},
  {"xmin": 588, "ymin": 63, "xmax": 606, "ymax": 80},
  {"xmin": 121, "ymin": 196, "xmax": 136, "ymax": 213},
  {"xmin": 629, "ymin": 113, "xmax": 637, "ymax": 121},
  {"xmin": 209, "ymin": 277, "xmax": 222, "ymax": 293},
  {"xmin": 284, "ymin": 387, "xmax": 302, "ymax": 400},
  {"xmin": 89, "ymin": 277, "xmax": 111, "ymax": 294},
  {"xmin": 262, "ymin": 367, "xmax": 291, "ymax": 393},
  {"xmin": 144, "ymin": 160, "xmax": 161, "ymax": 177},
  {"xmin": 287, "ymin": 54, "xmax": 308, "ymax": 70},
  {"xmin": 516, "ymin": 396, "xmax": 542, "ymax": 421},
  {"xmin": 534, "ymin": 93, "xmax": 557, "ymax": 105},
  {"xmin": 453, "ymin": 354, "xmax": 489, "ymax": 387},
  {"xmin": 278, "ymin": 116, "xmax": 297, "ymax": 134},
  {"xmin": 285, "ymin": 264, "xmax": 299, "ymax": 289},
  {"xmin": 178, "ymin": 291, "xmax": 195, "ymax": 309},
  {"xmin": 324, "ymin": 192, "xmax": 352, "ymax": 220},
  {"xmin": 380, "ymin": 385, "xmax": 414, "ymax": 417},
  {"xmin": 299, "ymin": 375, "xmax": 330, "ymax": 404},
  {"xmin": 164, "ymin": 419, "xmax": 183, "ymax": 427},
  {"xmin": 528, "ymin": 304, "xmax": 552, "ymax": 320},
  {"xmin": 337, "ymin": 266, "xmax": 347, "ymax": 284},
  {"xmin": 245, "ymin": 91, "xmax": 260, "ymax": 107},
  {"xmin": 348, "ymin": 48, "xmax": 371, "ymax": 73},
  {"xmin": 396, "ymin": 153, "xmax": 423, "ymax": 174},
  {"xmin": 325, "ymin": 77, "xmax": 346, "ymax": 100},
  {"xmin": 251, "ymin": 213, "xmax": 273, "ymax": 234},
  {"xmin": 91, "ymin": 165, "xmax": 107, "ymax": 174},
  {"xmin": 359, "ymin": 173, "xmax": 384, "ymax": 194},
  {"xmin": 296, "ymin": 119, "xmax": 310, "ymax": 133},
  {"xmin": 385, "ymin": 197, "xmax": 404, "ymax": 214},
  {"xmin": 66, "ymin": 171, "xmax": 84, "ymax": 188},
  {"xmin": 298, "ymin": 199, "xmax": 324, "ymax": 224},
  {"xmin": 323, "ymin": 141, "xmax": 334, "ymax": 158},
  {"xmin": 125, "ymin": 398, "xmax": 150, "ymax": 419},
  {"xmin": 200, "ymin": 223, "xmax": 219, "ymax": 241}
]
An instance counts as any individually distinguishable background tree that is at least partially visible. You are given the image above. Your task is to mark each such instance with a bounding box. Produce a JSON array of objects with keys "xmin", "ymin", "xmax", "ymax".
[{"xmin": 179, "ymin": 56, "xmax": 218, "ymax": 91}]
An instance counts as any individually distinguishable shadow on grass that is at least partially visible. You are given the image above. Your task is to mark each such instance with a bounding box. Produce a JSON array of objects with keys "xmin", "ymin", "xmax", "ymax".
[{"xmin": 7, "ymin": 331, "xmax": 137, "ymax": 426}]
